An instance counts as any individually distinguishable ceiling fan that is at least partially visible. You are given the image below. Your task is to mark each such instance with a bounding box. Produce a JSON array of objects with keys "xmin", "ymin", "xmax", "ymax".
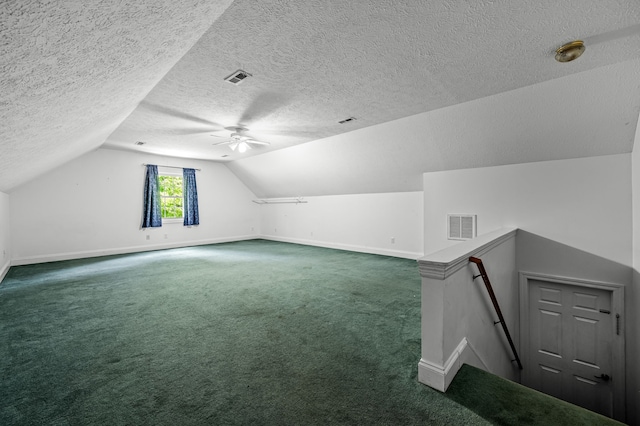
[{"xmin": 211, "ymin": 127, "xmax": 270, "ymax": 153}]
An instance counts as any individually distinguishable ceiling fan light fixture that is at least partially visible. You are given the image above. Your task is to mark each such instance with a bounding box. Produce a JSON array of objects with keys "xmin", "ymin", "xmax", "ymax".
[
  {"xmin": 212, "ymin": 127, "xmax": 269, "ymax": 152},
  {"xmin": 555, "ymin": 40, "xmax": 585, "ymax": 63},
  {"xmin": 238, "ymin": 141, "xmax": 251, "ymax": 153}
]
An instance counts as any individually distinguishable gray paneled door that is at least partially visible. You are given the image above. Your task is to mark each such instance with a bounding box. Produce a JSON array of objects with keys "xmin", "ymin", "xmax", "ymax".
[{"xmin": 523, "ymin": 279, "xmax": 615, "ymax": 417}]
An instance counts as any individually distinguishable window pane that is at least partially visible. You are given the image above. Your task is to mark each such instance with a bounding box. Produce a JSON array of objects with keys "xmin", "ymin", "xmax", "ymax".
[
  {"xmin": 161, "ymin": 197, "xmax": 183, "ymax": 219},
  {"xmin": 159, "ymin": 176, "xmax": 182, "ymax": 197},
  {"xmin": 159, "ymin": 176, "xmax": 183, "ymax": 219}
]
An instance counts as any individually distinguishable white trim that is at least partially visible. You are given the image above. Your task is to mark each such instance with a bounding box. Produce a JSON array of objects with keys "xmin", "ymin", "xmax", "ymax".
[
  {"xmin": 9, "ymin": 233, "xmax": 423, "ymax": 266},
  {"xmin": 157, "ymin": 167, "xmax": 183, "ymax": 176},
  {"xmin": 418, "ymin": 228, "xmax": 517, "ymax": 279},
  {"xmin": 417, "ymin": 337, "xmax": 488, "ymax": 392},
  {"xmin": 10, "ymin": 235, "xmax": 260, "ymax": 266},
  {"xmin": 418, "ymin": 338, "xmax": 468, "ymax": 391},
  {"xmin": 260, "ymin": 235, "xmax": 423, "ymax": 260},
  {"xmin": 0, "ymin": 259, "xmax": 10, "ymax": 284},
  {"xmin": 161, "ymin": 218, "xmax": 184, "ymax": 225},
  {"xmin": 519, "ymin": 271, "xmax": 626, "ymax": 422}
]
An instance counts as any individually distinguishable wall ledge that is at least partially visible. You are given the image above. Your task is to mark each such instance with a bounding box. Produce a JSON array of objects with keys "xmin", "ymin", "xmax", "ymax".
[{"xmin": 418, "ymin": 228, "xmax": 517, "ymax": 279}]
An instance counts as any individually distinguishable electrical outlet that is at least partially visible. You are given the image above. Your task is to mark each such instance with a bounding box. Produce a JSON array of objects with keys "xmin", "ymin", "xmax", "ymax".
[
  {"xmin": 164, "ymin": 234, "xmax": 168, "ymax": 239},
  {"xmin": 391, "ymin": 237, "xmax": 395, "ymax": 244},
  {"xmin": 251, "ymin": 226, "xmax": 255, "ymax": 232},
  {"xmin": 146, "ymin": 235, "xmax": 150, "ymax": 240}
]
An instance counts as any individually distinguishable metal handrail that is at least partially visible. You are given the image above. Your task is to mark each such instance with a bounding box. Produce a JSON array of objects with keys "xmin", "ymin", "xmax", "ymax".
[{"xmin": 469, "ymin": 256, "xmax": 523, "ymax": 370}]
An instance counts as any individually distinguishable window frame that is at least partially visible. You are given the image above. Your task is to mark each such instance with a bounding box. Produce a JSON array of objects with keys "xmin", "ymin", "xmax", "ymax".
[{"xmin": 158, "ymin": 171, "xmax": 184, "ymax": 223}]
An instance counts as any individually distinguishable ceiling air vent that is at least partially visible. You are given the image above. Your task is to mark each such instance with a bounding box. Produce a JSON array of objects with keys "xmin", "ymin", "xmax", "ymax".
[
  {"xmin": 338, "ymin": 117, "xmax": 356, "ymax": 124},
  {"xmin": 224, "ymin": 69, "xmax": 252, "ymax": 85},
  {"xmin": 447, "ymin": 214, "xmax": 476, "ymax": 240},
  {"xmin": 135, "ymin": 141, "xmax": 146, "ymax": 146}
]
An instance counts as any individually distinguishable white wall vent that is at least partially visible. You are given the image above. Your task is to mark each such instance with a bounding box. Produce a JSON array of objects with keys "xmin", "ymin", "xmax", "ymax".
[
  {"xmin": 447, "ymin": 214, "xmax": 476, "ymax": 240},
  {"xmin": 224, "ymin": 69, "xmax": 252, "ymax": 85}
]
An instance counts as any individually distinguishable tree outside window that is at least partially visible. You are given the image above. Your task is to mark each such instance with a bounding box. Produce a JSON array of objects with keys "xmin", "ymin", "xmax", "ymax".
[{"xmin": 159, "ymin": 175, "xmax": 183, "ymax": 219}]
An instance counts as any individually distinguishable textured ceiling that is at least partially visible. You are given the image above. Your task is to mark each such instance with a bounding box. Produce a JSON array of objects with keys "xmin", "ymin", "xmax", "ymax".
[
  {"xmin": 2, "ymin": 1, "xmax": 640, "ymax": 194},
  {"xmin": 228, "ymin": 58, "xmax": 640, "ymax": 197},
  {"xmin": 0, "ymin": 0, "xmax": 234, "ymax": 192}
]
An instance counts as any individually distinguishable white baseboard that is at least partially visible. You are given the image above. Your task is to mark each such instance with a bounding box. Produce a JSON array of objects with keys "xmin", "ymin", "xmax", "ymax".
[
  {"xmin": 0, "ymin": 259, "xmax": 10, "ymax": 284},
  {"xmin": 418, "ymin": 338, "xmax": 468, "ymax": 392},
  {"xmin": 11, "ymin": 235, "xmax": 260, "ymax": 266},
  {"xmin": 9, "ymin": 233, "xmax": 422, "ymax": 267},
  {"xmin": 260, "ymin": 235, "xmax": 423, "ymax": 260},
  {"xmin": 418, "ymin": 337, "xmax": 486, "ymax": 392}
]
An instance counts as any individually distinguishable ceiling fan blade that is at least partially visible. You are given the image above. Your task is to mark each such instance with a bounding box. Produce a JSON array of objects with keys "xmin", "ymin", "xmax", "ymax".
[
  {"xmin": 139, "ymin": 100, "xmax": 221, "ymax": 127},
  {"xmin": 245, "ymin": 128, "xmax": 316, "ymax": 139},
  {"xmin": 237, "ymin": 92, "xmax": 291, "ymax": 124},
  {"xmin": 212, "ymin": 139, "xmax": 233, "ymax": 146},
  {"xmin": 229, "ymin": 142, "xmax": 239, "ymax": 151},
  {"xmin": 246, "ymin": 139, "xmax": 270, "ymax": 146},
  {"xmin": 168, "ymin": 128, "xmax": 217, "ymax": 135}
]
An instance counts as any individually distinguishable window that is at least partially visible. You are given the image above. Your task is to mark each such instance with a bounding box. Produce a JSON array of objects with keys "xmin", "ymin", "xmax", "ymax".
[
  {"xmin": 159, "ymin": 174, "xmax": 183, "ymax": 219},
  {"xmin": 141, "ymin": 164, "xmax": 198, "ymax": 228}
]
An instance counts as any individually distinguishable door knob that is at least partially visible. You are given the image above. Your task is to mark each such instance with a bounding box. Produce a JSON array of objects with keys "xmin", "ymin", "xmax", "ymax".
[{"xmin": 594, "ymin": 374, "xmax": 610, "ymax": 381}]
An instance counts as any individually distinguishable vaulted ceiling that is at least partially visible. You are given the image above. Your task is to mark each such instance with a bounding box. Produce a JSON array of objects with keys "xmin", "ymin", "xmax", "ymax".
[{"xmin": 2, "ymin": 1, "xmax": 640, "ymax": 195}]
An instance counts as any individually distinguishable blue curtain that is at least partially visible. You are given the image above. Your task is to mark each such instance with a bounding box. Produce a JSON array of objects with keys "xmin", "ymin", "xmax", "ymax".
[
  {"xmin": 141, "ymin": 165, "xmax": 162, "ymax": 228},
  {"xmin": 183, "ymin": 168, "xmax": 199, "ymax": 226}
]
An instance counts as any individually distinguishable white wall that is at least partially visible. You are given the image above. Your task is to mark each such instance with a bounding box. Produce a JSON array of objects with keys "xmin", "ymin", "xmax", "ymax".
[
  {"xmin": 259, "ymin": 192, "xmax": 423, "ymax": 259},
  {"xmin": 418, "ymin": 229, "xmax": 518, "ymax": 391},
  {"xmin": 423, "ymin": 154, "xmax": 632, "ymax": 266},
  {"xmin": 0, "ymin": 191, "xmax": 10, "ymax": 280},
  {"xmin": 445, "ymin": 236, "xmax": 518, "ymax": 381},
  {"xmin": 424, "ymin": 153, "xmax": 635, "ymax": 421},
  {"xmin": 630, "ymin": 121, "xmax": 640, "ymax": 426},
  {"xmin": 9, "ymin": 148, "xmax": 260, "ymax": 264}
]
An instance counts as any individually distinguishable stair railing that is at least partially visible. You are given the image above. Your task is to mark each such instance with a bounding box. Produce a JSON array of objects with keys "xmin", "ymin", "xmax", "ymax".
[{"xmin": 469, "ymin": 256, "xmax": 523, "ymax": 370}]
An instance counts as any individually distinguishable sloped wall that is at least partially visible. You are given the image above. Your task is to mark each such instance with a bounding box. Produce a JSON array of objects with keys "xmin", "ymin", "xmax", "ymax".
[
  {"xmin": 9, "ymin": 148, "xmax": 260, "ymax": 264},
  {"xmin": 227, "ymin": 60, "xmax": 640, "ymax": 201}
]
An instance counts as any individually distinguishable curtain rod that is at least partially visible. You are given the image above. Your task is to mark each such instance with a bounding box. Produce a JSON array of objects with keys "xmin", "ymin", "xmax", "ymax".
[
  {"xmin": 142, "ymin": 163, "xmax": 201, "ymax": 171},
  {"xmin": 253, "ymin": 197, "xmax": 307, "ymax": 204}
]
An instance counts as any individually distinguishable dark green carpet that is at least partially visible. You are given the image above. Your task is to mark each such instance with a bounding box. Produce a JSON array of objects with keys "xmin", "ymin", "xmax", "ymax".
[
  {"xmin": 446, "ymin": 364, "xmax": 624, "ymax": 426},
  {"xmin": 0, "ymin": 240, "xmax": 620, "ymax": 425},
  {"xmin": 0, "ymin": 240, "xmax": 486, "ymax": 425}
]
